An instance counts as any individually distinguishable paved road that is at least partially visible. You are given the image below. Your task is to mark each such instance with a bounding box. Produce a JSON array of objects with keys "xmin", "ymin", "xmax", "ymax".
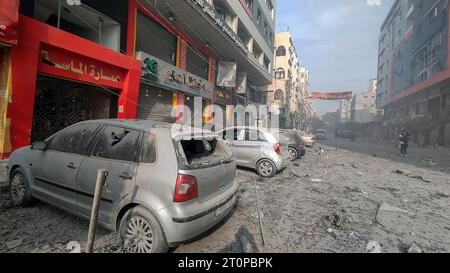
[{"xmin": 1, "ymin": 139, "xmax": 449, "ymax": 253}]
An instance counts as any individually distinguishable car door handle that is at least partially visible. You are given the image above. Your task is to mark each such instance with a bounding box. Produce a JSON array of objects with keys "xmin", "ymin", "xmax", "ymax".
[
  {"xmin": 119, "ymin": 172, "xmax": 133, "ymax": 180},
  {"xmin": 67, "ymin": 163, "xmax": 77, "ymax": 170}
]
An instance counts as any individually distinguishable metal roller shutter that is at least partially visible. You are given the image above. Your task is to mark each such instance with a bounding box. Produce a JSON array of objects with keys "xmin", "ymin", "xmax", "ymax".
[
  {"xmin": 136, "ymin": 11, "xmax": 177, "ymax": 65},
  {"xmin": 137, "ymin": 85, "xmax": 174, "ymax": 122}
]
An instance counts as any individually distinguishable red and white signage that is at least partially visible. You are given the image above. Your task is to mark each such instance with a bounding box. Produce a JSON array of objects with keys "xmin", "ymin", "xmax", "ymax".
[
  {"xmin": 308, "ymin": 92, "xmax": 353, "ymax": 101},
  {"xmin": 0, "ymin": 0, "xmax": 20, "ymax": 46},
  {"xmin": 38, "ymin": 44, "xmax": 127, "ymax": 89}
]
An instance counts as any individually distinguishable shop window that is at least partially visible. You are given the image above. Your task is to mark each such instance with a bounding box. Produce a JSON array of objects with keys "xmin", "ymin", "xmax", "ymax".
[
  {"xmin": 31, "ymin": 76, "xmax": 118, "ymax": 143},
  {"xmin": 186, "ymin": 45, "xmax": 209, "ymax": 79},
  {"xmin": 93, "ymin": 126, "xmax": 140, "ymax": 162},
  {"xmin": 136, "ymin": 11, "xmax": 177, "ymax": 65},
  {"xmin": 34, "ymin": 0, "xmax": 121, "ymax": 52}
]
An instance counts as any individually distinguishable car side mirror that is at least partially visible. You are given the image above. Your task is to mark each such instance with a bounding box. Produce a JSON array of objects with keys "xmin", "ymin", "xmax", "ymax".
[{"xmin": 31, "ymin": 141, "xmax": 48, "ymax": 151}]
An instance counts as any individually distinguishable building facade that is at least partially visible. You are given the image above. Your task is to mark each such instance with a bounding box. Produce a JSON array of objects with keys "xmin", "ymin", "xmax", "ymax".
[
  {"xmin": 262, "ymin": 32, "xmax": 311, "ymax": 130},
  {"xmin": 351, "ymin": 80, "xmax": 378, "ymax": 123},
  {"xmin": 377, "ymin": 0, "xmax": 450, "ymax": 146},
  {"xmin": 0, "ymin": 0, "xmax": 277, "ymax": 158},
  {"xmin": 339, "ymin": 99, "xmax": 352, "ymax": 123}
]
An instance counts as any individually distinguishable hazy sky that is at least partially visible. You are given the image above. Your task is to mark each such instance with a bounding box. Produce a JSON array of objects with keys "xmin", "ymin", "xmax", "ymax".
[{"xmin": 276, "ymin": 0, "xmax": 395, "ymax": 116}]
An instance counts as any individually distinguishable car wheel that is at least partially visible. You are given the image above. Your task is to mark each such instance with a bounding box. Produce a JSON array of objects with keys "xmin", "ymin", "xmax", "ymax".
[
  {"xmin": 288, "ymin": 147, "xmax": 299, "ymax": 161},
  {"xmin": 10, "ymin": 167, "xmax": 33, "ymax": 207},
  {"xmin": 119, "ymin": 206, "xmax": 169, "ymax": 253},
  {"xmin": 256, "ymin": 159, "xmax": 277, "ymax": 178}
]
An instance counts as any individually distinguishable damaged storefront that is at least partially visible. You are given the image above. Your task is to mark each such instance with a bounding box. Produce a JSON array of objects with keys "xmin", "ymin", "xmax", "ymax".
[
  {"xmin": 136, "ymin": 51, "xmax": 214, "ymax": 124},
  {"xmin": 132, "ymin": 4, "xmax": 215, "ymax": 125},
  {"xmin": 1, "ymin": 16, "xmax": 140, "ymax": 158}
]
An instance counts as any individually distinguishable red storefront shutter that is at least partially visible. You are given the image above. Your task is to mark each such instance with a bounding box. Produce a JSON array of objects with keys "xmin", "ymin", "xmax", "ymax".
[{"xmin": 0, "ymin": 0, "xmax": 20, "ymax": 46}]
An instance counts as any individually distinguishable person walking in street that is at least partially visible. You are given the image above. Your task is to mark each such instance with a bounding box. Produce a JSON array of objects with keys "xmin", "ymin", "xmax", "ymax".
[{"xmin": 399, "ymin": 129, "xmax": 410, "ymax": 157}]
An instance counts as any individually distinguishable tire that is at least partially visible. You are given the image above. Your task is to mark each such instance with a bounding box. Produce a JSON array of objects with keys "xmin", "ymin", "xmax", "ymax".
[
  {"xmin": 288, "ymin": 147, "xmax": 299, "ymax": 161},
  {"xmin": 10, "ymin": 167, "xmax": 33, "ymax": 207},
  {"xmin": 119, "ymin": 205, "xmax": 169, "ymax": 253},
  {"xmin": 256, "ymin": 159, "xmax": 277, "ymax": 178}
]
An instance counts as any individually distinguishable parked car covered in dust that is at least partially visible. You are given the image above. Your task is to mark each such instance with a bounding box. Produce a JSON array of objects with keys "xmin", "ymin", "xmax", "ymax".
[
  {"xmin": 7, "ymin": 120, "xmax": 239, "ymax": 253},
  {"xmin": 218, "ymin": 127, "xmax": 290, "ymax": 178},
  {"xmin": 275, "ymin": 130, "xmax": 307, "ymax": 161},
  {"xmin": 297, "ymin": 131, "xmax": 316, "ymax": 147},
  {"xmin": 313, "ymin": 129, "xmax": 328, "ymax": 141}
]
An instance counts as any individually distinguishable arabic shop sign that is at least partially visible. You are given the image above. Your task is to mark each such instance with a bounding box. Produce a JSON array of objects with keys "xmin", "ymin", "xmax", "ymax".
[
  {"xmin": 215, "ymin": 88, "xmax": 232, "ymax": 104},
  {"xmin": 39, "ymin": 44, "xmax": 125, "ymax": 88},
  {"xmin": 191, "ymin": 0, "xmax": 247, "ymax": 53},
  {"xmin": 137, "ymin": 51, "xmax": 213, "ymax": 97}
]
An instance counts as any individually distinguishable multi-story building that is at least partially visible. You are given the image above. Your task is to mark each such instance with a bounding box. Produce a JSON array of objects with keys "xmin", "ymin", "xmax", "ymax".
[
  {"xmin": 339, "ymin": 99, "xmax": 352, "ymax": 123},
  {"xmin": 0, "ymin": 0, "xmax": 277, "ymax": 158},
  {"xmin": 377, "ymin": 0, "xmax": 450, "ymax": 146},
  {"xmin": 297, "ymin": 67, "xmax": 313, "ymax": 130},
  {"xmin": 262, "ymin": 31, "xmax": 309, "ymax": 129},
  {"xmin": 351, "ymin": 80, "xmax": 378, "ymax": 123}
]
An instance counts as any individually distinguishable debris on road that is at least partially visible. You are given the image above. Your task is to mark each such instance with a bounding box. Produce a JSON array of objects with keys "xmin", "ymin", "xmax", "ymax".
[
  {"xmin": 311, "ymin": 178, "xmax": 323, "ymax": 183},
  {"xmin": 290, "ymin": 169, "xmax": 304, "ymax": 178},
  {"xmin": 326, "ymin": 228, "xmax": 338, "ymax": 237},
  {"xmin": 326, "ymin": 211, "xmax": 349, "ymax": 230},
  {"xmin": 378, "ymin": 202, "xmax": 410, "ymax": 214},
  {"xmin": 435, "ymin": 192, "xmax": 449, "ymax": 198},
  {"xmin": 366, "ymin": 241, "xmax": 382, "ymax": 253},
  {"xmin": 3, "ymin": 139, "xmax": 450, "ymax": 254},
  {"xmin": 393, "ymin": 169, "xmax": 431, "ymax": 183},
  {"xmin": 240, "ymin": 236, "xmax": 254, "ymax": 253},
  {"xmin": 6, "ymin": 239, "xmax": 23, "ymax": 250},
  {"xmin": 345, "ymin": 186, "xmax": 368, "ymax": 196},
  {"xmin": 407, "ymin": 243, "xmax": 422, "ymax": 254}
]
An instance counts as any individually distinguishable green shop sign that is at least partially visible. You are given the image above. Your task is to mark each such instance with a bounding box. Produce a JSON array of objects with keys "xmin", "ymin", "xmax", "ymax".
[{"xmin": 137, "ymin": 51, "xmax": 213, "ymax": 98}]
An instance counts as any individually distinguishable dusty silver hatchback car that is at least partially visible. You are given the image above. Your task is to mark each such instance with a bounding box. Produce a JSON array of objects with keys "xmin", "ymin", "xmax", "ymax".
[
  {"xmin": 218, "ymin": 127, "xmax": 290, "ymax": 178},
  {"xmin": 8, "ymin": 120, "xmax": 238, "ymax": 253}
]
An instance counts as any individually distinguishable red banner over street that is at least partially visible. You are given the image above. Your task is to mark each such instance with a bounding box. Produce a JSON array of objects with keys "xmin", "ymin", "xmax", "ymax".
[
  {"xmin": 0, "ymin": 0, "xmax": 20, "ymax": 46},
  {"xmin": 308, "ymin": 92, "xmax": 353, "ymax": 101}
]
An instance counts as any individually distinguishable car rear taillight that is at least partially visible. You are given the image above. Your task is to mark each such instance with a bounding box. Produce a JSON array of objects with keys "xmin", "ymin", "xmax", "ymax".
[
  {"xmin": 299, "ymin": 142, "xmax": 305, "ymax": 149},
  {"xmin": 173, "ymin": 174, "xmax": 198, "ymax": 203},
  {"xmin": 274, "ymin": 143, "xmax": 282, "ymax": 155}
]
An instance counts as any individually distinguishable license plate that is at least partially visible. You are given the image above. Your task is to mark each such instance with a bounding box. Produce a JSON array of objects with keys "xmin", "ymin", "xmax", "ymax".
[{"xmin": 215, "ymin": 197, "xmax": 235, "ymax": 217}]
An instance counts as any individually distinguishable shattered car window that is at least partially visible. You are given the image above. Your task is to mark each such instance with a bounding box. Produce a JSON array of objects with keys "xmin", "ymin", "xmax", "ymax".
[
  {"xmin": 177, "ymin": 138, "xmax": 234, "ymax": 169},
  {"xmin": 93, "ymin": 126, "xmax": 140, "ymax": 162}
]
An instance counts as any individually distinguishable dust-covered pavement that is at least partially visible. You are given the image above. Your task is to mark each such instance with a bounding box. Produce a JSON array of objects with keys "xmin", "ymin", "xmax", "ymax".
[{"xmin": 1, "ymin": 138, "xmax": 449, "ymax": 253}]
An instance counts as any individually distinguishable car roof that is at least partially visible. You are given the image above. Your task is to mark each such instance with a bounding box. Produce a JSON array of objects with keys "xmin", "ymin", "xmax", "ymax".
[
  {"xmin": 76, "ymin": 119, "xmax": 217, "ymax": 138},
  {"xmin": 220, "ymin": 126, "xmax": 272, "ymax": 132}
]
